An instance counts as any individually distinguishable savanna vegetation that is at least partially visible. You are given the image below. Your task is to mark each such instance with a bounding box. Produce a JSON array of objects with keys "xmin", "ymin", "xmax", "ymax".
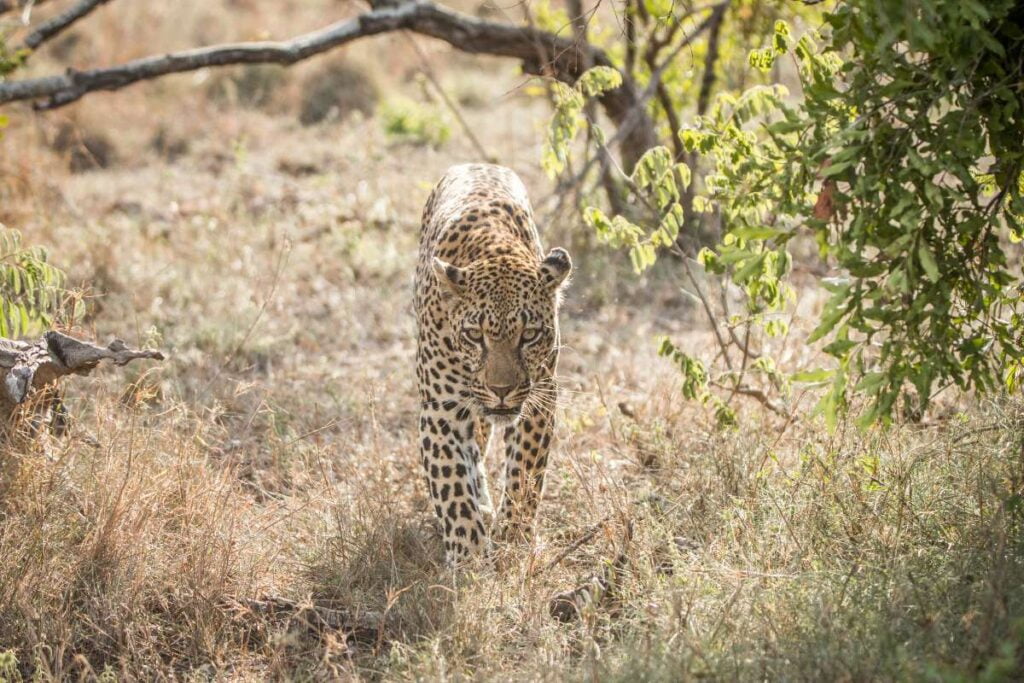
[{"xmin": 0, "ymin": 0, "xmax": 1023, "ymax": 679}]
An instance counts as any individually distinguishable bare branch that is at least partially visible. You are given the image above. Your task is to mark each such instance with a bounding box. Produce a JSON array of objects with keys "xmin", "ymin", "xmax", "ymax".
[
  {"xmin": 403, "ymin": 32, "xmax": 493, "ymax": 162},
  {"xmin": 679, "ymin": 253, "xmax": 733, "ymax": 372},
  {"xmin": 0, "ymin": 0, "xmax": 656, "ymax": 168},
  {"xmin": 23, "ymin": 0, "xmax": 112, "ymax": 50},
  {"xmin": 0, "ymin": 0, "xmax": 53, "ymax": 18}
]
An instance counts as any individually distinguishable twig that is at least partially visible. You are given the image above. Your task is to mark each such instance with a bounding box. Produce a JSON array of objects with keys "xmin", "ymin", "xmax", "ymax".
[
  {"xmin": 23, "ymin": 0, "xmax": 112, "ymax": 50},
  {"xmin": 533, "ymin": 515, "xmax": 609, "ymax": 577},
  {"xmin": 640, "ymin": 3, "xmax": 693, "ymax": 160},
  {"xmin": 709, "ymin": 380, "xmax": 789, "ymax": 418},
  {"xmin": 229, "ymin": 240, "xmax": 291, "ymax": 361},
  {"xmin": 680, "ymin": 254, "xmax": 733, "ymax": 371}
]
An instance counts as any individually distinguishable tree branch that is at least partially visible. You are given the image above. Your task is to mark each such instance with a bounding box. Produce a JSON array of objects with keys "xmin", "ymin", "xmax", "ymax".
[
  {"xmin": 23, "ymin": 0, "xmax": 113, "ymax": 49},
  {"xmin": 0, "ymin": 0, "xmax": 53, "ymax": 18},
  {"xmin": 695, "ymin": 0, "xmax": 726, "ymax": 117},
  {"xmin": 542, "ymin": 0, "xmax": 729, "ymax": 196},
  {"xmin": 709, "ymin": 380, "xmax": 789, "ymax": 418},
  {"xmin": 0, "ymin": 0, "xmax": 656, "ymax": 169}
]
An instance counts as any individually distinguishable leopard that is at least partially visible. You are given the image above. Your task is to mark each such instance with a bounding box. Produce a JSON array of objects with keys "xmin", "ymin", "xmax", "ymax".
[{"xmin": 414, "ymin": 163, "xmax": 572, "ymax": 566}]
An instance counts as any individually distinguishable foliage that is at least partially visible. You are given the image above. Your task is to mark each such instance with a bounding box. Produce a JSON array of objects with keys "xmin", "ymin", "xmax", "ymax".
[
  {"xmin": 541, "ymin": 66, "xmax": 622, "ymax": 177},
  {"xmin": 584, "ymin": 146, "xmax": 688, "ymax": 273},
  {"xmin": 658, "ymin": 335, "xmax": 736, "ymax": 426},
  {"xmin": 0, "ymin": 225, "xmax": 66, "ymax": 338},
  {"xmin": 0, "ymin": 33, "xmax": 27, "ymax": 79},
  {"xmin": 550, "ymin": 0, "xmax": 1024, "ymax": 426},
  {"xmin": 542, "ymin": 1, "xmax": 819, "ymax": 424},
  {"xmin": 379, "ymin": 96, "xmax": 451, "ymax": 148},
  {"xmin": 691, "ymin": 1, "xmax": 1024, "ymax": 425}
]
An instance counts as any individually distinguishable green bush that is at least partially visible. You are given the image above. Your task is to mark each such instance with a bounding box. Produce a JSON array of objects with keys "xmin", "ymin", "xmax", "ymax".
[{"xmin": 549, "ymin": 0, "xmax": 1024, "ymax": 426}]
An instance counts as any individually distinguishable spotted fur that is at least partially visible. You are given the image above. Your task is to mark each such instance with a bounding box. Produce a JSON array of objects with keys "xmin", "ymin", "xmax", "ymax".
[{"xmin": 414, "ymin": 164, "xmax": 572, "ymax": 565}]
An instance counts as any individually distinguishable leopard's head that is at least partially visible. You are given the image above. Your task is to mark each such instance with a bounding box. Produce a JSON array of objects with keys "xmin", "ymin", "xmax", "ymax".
[{"xmin": 433, "ymin": 248, "xmax": 572, "ymax": 425}]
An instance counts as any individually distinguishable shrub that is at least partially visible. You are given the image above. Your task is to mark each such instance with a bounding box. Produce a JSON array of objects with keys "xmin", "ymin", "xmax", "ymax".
[{"xmin": 0, "ymin": 225, "xmax": 65, "ymax": 337}]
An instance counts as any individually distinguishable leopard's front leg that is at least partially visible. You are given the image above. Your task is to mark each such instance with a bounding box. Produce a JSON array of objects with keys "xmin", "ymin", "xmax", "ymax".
[
  {"xmin": 496, "ymin": 396, "xmax": 555, "ymax": 542},
  {"xmin": 419, "ymin": 399, "xmax": 491, "ymax": 565}
]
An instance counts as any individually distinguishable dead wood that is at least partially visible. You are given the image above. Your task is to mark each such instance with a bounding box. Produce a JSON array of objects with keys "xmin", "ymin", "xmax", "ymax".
[
  {"xmin": 0, "ymin": 330, "xmax": 163, "ymax": 428},
  {"xmin": 549, "ymin": 551, "xmax": 629, "ymax": 623}
]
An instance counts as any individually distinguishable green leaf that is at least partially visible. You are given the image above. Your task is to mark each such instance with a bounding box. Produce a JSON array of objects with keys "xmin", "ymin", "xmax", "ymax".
[
  {"xmin": 731, "ymin": 225, "xmax": 787, "ymax": 241},
  {"xmin": 854, "ymin": 372, "xmax": 887, "ymax": 394},
  {"xmin": 822, "ymin": 160, "xmax": 854, "ymax": 177},
  {"xmin": 808, "ymin": 303, "xmax": 847, "ymax": 344},
  {"xmin": 917, "ymin": 243, "xmax": 940, "ymax": 282},
  {"xmin": 792, "ymin": 368, "xmax": 834, "ymax": 383}
]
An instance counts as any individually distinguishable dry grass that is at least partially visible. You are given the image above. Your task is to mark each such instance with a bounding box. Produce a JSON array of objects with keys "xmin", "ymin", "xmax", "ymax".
[{"xmin": 0, "ymin": 1, "xmax": 1023, "ymax": 680}]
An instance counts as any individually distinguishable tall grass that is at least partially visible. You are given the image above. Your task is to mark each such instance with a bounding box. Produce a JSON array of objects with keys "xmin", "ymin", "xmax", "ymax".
[{"xmin": 2, "ymin": 387, "xmax": 1022, "ymax": 679}]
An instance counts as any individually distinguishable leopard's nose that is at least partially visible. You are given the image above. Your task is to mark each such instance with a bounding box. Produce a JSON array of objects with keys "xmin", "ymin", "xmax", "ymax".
[{"xmin": 488, "ymin": 383, "xmax": 515, "ymax": 400}]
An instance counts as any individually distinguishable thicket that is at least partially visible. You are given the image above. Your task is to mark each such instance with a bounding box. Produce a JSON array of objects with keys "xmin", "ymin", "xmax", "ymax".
[{"xmin": 547, "ymin": 0, "xmax": 1024, "ymax": 426}]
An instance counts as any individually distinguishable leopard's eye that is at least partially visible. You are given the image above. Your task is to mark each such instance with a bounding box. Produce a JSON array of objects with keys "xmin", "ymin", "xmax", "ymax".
[
  {"xmin": 520, "ymin": 327, "xmax": 542, "ymax": 344},
  {"xmin": 462, "ymin": 327, "xmax": 484, "ymax": 344}
]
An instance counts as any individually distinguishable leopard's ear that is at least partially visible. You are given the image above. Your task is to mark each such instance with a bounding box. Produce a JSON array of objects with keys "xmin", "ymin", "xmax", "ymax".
[
  {"xmin": 432, "ymin": 257, "xmax": 466, "ymax": 298},
  {"xmin": 540, "ymin": 247, "xmax": 572, "ymax": 290}
]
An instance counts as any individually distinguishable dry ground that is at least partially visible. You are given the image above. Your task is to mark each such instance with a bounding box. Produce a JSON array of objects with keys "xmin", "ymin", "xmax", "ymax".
[{"xmin": 0, "ymin": 1, "xmax": 1023, "ymax": 680}]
